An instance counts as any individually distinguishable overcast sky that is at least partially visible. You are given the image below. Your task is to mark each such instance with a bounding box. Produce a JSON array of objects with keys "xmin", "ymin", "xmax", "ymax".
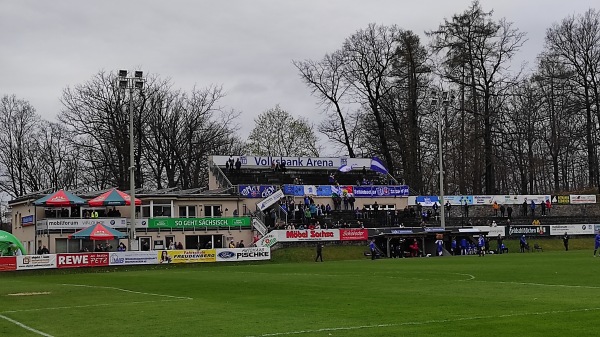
[{"xmin": 1, "ymin": 0, "xmax": 597, "ymax": 152}]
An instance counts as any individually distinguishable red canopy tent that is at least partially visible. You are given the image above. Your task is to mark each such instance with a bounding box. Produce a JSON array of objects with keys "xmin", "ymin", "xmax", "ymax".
[
  {"xmin": 68, "ymin": 223, "xmax": 127, "ymax": 240},
  {"xmin": 87, "ymin": 188, "xmax": 141, "ymax": 207}
]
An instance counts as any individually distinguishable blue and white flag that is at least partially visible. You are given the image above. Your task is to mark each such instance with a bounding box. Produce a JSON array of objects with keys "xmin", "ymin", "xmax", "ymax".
[
  {"xmin": 338, "ymin": 165, "xmax": 352, "ymax": 172},
  {"xmin": 370, "ymin": 157, "xmax": 388, "ymax": 175}
]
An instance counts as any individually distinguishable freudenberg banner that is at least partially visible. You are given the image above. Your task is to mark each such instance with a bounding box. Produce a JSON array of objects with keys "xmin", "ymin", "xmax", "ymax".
[{"xmin": 158, "ymin": 249, "xmax": 216, "ymax": 263}]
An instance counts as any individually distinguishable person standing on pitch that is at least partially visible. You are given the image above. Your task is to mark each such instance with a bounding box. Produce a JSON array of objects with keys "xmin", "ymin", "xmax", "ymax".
[
  {"xmin": 435, "ymin": 238, "xmax": 444, "ymax": 256},
  {"xmin": 369, "ymin": 239, "xmax": 377, "ymax": 260},
  {"xmin": 315, "ymin": 242, "xmax": 323, "ymax": 262},
  {"xmin": 478, "ymin": 235, "xmax": 486, "ymax": 257},
  {"xmin": 594, "ymin": 232, "xmax": 600, "ymax": 257},
  {"xmin": 563, "ymin": 232, "xmax": 569, "ymax": 251}
]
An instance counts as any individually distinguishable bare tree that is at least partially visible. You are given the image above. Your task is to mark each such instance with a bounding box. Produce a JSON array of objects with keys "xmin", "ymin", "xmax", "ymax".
[
  {"xmin": 0, "ymin": 95, "xmax": 40, "ymax": 197},
  {"xmin": 247, "ymin": 104, "xmax": 320, "ymax": 157}
]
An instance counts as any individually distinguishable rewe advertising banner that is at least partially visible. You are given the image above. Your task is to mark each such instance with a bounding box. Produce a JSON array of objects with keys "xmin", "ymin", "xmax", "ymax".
[{"xmin": 57, "ymin": 253, "xmax": 109, "ymax": 268}]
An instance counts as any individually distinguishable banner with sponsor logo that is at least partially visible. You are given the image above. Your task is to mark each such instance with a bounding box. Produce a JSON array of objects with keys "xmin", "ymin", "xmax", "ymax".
[
  {"xmin": 37, "ymin": 218, "xmax": 129, "ymax": 230},
  {"xmin": 283, "ymin": 229, "xmax": 340, "ymax": 241},
  {"xmin": 21, "ymin": 215, "xmax": 34, "ymax": 226},
  {"xmin": 570, "ymin": 195, "xmax": 597, "ymax": 204},
  {"xmin": 157, "ymin": 249, "xmax": 216, "ymax": 263},
  {"xmin": 549, "ymin": 224, "xmax": 595, "ymax": 235},
  {"xmin": 552, "ymin": 195, "xmax": 570, "ymax": 204},
  {"xmin": 0, "ymin": 257, "xmax": 17, "ymax": 271},
  {"xmin": 471, "ymin": 226, "xmax": 506, "ymax": 237},
  {"xmin": 148, "ymin": 217, "xmax": 251, "ymax": 229},
  {"xmin": 507, "ymin": 226, "xmax": 550, "ymax": 237},
  {"xmin": 415, "ymin": 196, "xmax": 439, "ymax": 207},
  {"xmin": 17, "ymin": 255, "xmax": 57, "ymax": 270},
  {"xmin": 215, "ymin": 247, "xmax": 270, "ymax": 262},
  {"xmin": 239, "ymin": 185, "xmax": 277, "ymax": 198},
  {"xmin": 212, "ymin": 155, "xmax": 340, "ymax": 168},
  {"xmin": 257, "ymin": 190, "xmax": 285, "ymax": 211},
  {"xmin": 57, "ymin": 253, "xmax": 109, "ymax": 268},
  {"xmin": 109, "ymin": 251, "xmax": 158, "ymax": 266},
  {"xmin": 255, "ymin": 232, "xmax": 278, "ymax": 248},
  {"xmin": 353, "ymin": 185, "xmax": 409, "ymax": 197},
  {"xmin": 340, "ymin": 228, "xmax": 368, "ymax": 241}
]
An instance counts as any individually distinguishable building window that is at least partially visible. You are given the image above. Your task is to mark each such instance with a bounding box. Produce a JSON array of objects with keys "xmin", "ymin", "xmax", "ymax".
[
  {"xmin": 178, "ymin": 205, "xmax": 196, "ymax": 218},
  {"xmin": 204, "ymin": 205, "xmax": 222, "ymax": 217}
]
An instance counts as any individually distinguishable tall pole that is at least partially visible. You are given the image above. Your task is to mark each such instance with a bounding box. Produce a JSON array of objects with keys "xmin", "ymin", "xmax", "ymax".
[
  {"xmin": 128, "ymin": 86, "xmax": 136, "ymax": 250},
  {"xmin": 438, "ymin": 96, "xmax": 446, "ymax": 228}
]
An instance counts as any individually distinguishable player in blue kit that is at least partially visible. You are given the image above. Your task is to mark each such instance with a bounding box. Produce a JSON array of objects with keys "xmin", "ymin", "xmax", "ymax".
[
  {"xmin": 478, "ymin": 235, "xmax": 485, "ymax": 257},
  {"xmin": 460, "ymin": 238, "xmax": 467, "ymax": 255},
  {"xmin": 435, "ymin": 238, "xmax": 444, "ymax": 256},
  {"xmin": 594, "ymin": 232, "xmax": 600, "ymax": 257}
]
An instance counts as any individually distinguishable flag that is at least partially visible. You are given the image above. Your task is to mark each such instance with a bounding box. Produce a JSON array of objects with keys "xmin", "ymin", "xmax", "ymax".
[
  {"xmin": 370, "ymin": 157, "xmax": 388, "ymax": 175},
  {"xmin": 338, "ymin": 165, "xmax": 352, "ymax": 172}
]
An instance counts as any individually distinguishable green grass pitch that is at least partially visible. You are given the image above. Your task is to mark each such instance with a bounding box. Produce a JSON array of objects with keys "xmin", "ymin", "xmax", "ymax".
[{"xmin": 1, "ymin": 247, "xmax": 599, "ymax": 336}]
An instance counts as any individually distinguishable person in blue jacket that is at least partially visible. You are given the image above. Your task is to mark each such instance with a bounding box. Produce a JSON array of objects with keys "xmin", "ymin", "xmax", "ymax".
[
  {"xmin": 478, "ymin": 235, "xmax": 486, "ymax": 257},
  {"xmin": 460, "ymin": 238, "xmax": 468, "ymax": 255},
  {"xmin": 520, "ymin": 235, "xmax": 528, "ymax": 253},
  {"xmin": 369, "ymin": 239, "xmax": 377, "ymax": 260},
  {"xmin": 594, "ymin": 232, "xmax": 600, "ymax": 257},
  {"xmin": 450, "ymin": 237, "xmax": 457, "ymax": 256}
]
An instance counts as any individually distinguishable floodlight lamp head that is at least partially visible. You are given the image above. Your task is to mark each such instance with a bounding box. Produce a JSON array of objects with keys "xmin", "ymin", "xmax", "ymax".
[
  {"xmin": 134, "ymin": 71, "xmax": 143, "ymax": 78},
  {"xmin": 118, "ymin": 80, "xmax": 128, "ymax": 89},
  {"xmin": 118, "ymin": 70, "xmax": 128, "ymax": 77}
]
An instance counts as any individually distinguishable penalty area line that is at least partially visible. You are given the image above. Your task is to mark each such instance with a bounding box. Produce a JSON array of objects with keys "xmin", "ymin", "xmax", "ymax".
[
  {"xmin": 0, "ymin": 314, "xmax": 54, "ymax": 337},
  {"xmin": 244, "ymin": 307, "xmax": 600, "ymax": 337},
  {"xmin": 0, "ymin": 299, "xmax": 186, "ymax": 314},
  {"xmin": 60, "ymin": 283, "xmax": 193, "ymax": 300}
]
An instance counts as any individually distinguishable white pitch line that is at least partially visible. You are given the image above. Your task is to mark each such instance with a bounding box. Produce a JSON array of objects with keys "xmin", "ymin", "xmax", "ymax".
[
  {"xmin": 60, "ymin": 283, "xmax": 193, "ymax": 300},
  {"xmin": 0, "ymin": 314, "xmax": 54, "ymax": 337},
  {"xmin": 245, "ymin": 307, "xmax": 600, "ymax": 337},
  {"xmin": 0, "ymin": 299, "xmax": 186, "ymax": 314}
]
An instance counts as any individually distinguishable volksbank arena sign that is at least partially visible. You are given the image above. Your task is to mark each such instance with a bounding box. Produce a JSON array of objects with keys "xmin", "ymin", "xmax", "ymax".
[
  {"xmin": 148, "ymin": 217, "xmax": 251, "ymax": 229},
  {"xmin": 211, "ymin": 155, "xmax": 371, "ymax": 169}
]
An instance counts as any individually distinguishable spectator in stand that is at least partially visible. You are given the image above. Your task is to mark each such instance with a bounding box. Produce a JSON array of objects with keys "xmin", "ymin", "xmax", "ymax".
[
  {"xmin": 432, "ymin": 202, "xmax": 438, "ymax": 216},
  {"xmin": 280, "ymin": 161, "xmax": 286, "ymax": 172},
  {"xmin": 238, "ymin": 240, "xmax": 245, "ymax": 248},
  {"xmin": 304, "ymin": 208, "xmax": 311, "ymax": 224},
  {"xmin": 492, "ymin": 201, "xmax": 499, "ymax": 216},
  {"xmin": 343, "ymin": 195, "xmax": 349, "ymax": 210},
  {"xmin": 507, "ymin": 206, "xmax": 513, "ymax": 218},
  {"xmin": 328, "ymin": 173, "xmax": 336, "ymax": 184},
  {"xmin": 325, "ymin": 204, "xmax": 331, "ymax": 216},
  {"xmin": 546, "ymin": 200, "xmax": 552, "ymax": 215},
  {"xmin": 235, "ymin": 158, "xmax": 241, "ymax": 171},
  {"xmin": 40, "ymin": 245, "xmax": 50, "ymax": 254},
  {"xmin": 176, "ymin": 242, "xmax": 183, "ymax": 249},
  {"xmin": 445, "ymin": 201, "xmax": 451, "ymax": 217},
  {"xmin": 540, "ymin": 200, "xmax": 546, "ymax": 216},
  {"xmin": 118, "ymin": 242, "xmax": 126, "ymax": 251},
  {"xmin": 522, "ymin": 200, "xmax": 528, "ymax": 216},
  {"xmin": 500, "ymin": 204, "xmax": 505, "ymax": 217},
  {"xmin": 348, "ymin": 195, "xmax": 355, "ymax": 210},
  {"xmin": 229, "ymin": 240, "xmax": 235, "ymax": 248}
]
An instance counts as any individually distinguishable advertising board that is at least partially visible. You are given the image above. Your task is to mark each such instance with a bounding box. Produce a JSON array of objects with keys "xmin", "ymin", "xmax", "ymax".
[
  {"xmin": 148, "ymin": 217, "xmax": 250, "ymax": 229},
  {"xmin": 549, "ymin": 224, "xmax": 595, "ymax": 235},
  {"xmin": 17, "ymin": 255, "xmax": 57, "ymax": 270},
  {"xmin": 0, "ymin": 257, "xmax": 17, "ymax": 271},
  {"xmin": 282, "ymin": 229, "xmax": 340, "ymax": 241},
  {"xmin": 157, "ymin": 249, "xmax": 216, "ymax": 263},
  {"xmin": 57, "ymin": 253, "xmax": 109, "ymax": 268},
  {"xmin": 339, "ymin": 228, "xmax": 369, "ymax": 241},
  {"xmin": 215, "ymin": 247, "xmax": 271, "ymax": 262},
  {"xmin": 570, "ymin": 195, "xmax": 597, "ymax": 204},
  {"xmin": 109, "ymin": 251, "xmax": 159, "ymax": 266},
  {"xmin": 507, "ymin": 226, "xmax": 550, "ymax": 237}
]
